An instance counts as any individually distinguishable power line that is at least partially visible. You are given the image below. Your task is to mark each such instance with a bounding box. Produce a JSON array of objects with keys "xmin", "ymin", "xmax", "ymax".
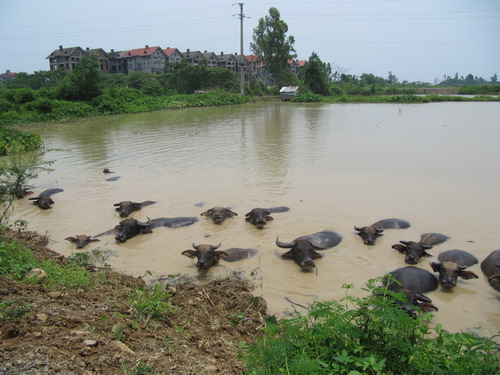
[
  {"xmin": 298, "ymin": 38, "xmax": 500, "ymax": 45},
  {"xmin": 0, "ymin": 5, "xmax": 230, "ymax": 29}
]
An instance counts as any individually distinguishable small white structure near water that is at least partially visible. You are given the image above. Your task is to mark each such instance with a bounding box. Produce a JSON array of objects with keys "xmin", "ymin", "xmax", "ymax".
[{"xmin": 280, "ymin": 86, "xmax": 299, "ymax": 101}]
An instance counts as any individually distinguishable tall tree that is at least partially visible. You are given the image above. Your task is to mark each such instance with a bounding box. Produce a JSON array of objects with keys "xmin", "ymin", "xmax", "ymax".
[
  {"xmin": 57, "ymin": 55, "xmax": 101, "ymax": 101},
  {"xmin": 250, "ymin": 7, "xmax": 296, "ymax": 86},
  {"xmin": 302, "ymin": 52, "xmax": 330, "ymax": 95}
]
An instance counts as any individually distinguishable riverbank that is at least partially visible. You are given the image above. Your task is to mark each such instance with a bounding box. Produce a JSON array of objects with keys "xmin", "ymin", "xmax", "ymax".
[
  {"xmin": 2, "ymin": 89, "xmax": 499, "ymax": 130},
  {"xmin": 0, "ymin": 228, "xmax": 266, "ymax": 374}
]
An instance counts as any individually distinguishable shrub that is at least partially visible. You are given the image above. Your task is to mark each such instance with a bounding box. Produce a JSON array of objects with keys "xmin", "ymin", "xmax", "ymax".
[
  {"xmin": 290, "ymin": 92, "xmax": 322, "ymax": 102},
  {"xmin": 12, "ymin": 88, "xmax": 37, "ymax": 104},
  {"xmin": 0, "ymin": 236, "xmax": 36, "ymax": 278},
  {"xmin": 246, "ymin": 280, "xmax": 500, "ymax": 375},
  {"xmin": 0, "ymin": 128, "xmax": 43, "ymax": 155}
]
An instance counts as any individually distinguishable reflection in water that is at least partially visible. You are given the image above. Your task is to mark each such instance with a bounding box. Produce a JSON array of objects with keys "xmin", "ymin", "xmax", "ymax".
[{"xmin": 13, "ymin": 102, "xmax": 500, "ymax": 336}]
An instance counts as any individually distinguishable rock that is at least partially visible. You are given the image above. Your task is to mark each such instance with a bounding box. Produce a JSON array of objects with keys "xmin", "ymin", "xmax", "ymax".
[
  {"xmin": 35, "ymin": 313, "xmax": 48, "ymax": 322},
  {"xmin": 48, "ymin": 291, "xmax": 63, "ymax": 298},
  {"xmin": 84, "ymin": 339, "xmax": 98, "ymax": 347},
  {"xmin": 113, "ymin": 340, "xmax": 135, "ymax": 355},
  {"xmin": 25, "ymin": 268, "xmax": 46, "ymax": 279}
]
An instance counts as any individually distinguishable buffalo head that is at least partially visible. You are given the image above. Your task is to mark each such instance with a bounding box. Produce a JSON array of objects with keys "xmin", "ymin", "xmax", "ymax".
[
  {"xmin": 114, "ymin": 201, "xmax": 143, "ymax": 218},
  {"xmin": 245, "ymin": 208, "xmax": 273, "ymax": 229},
  {"xmin": 430, "ymin": 261, "xmax": 478, "ymax": 288},
  {"xmin": 392, "ymin": 241, "xmax": 433, "ymax": 264},
  {"xmin": 65, "ymin": 235, "xmax": 100, "ymax": 249},
  {"xmin": 276, "ymin": 237, "xmax": 322, "ymax": 272},
  {"xmin": 29, "ymin": 196, "xmax": 54, "ymax": 209},
  {"xmin": 114, "ymin": 218, "xmax": 152, "ymax": 243},
  {"xmin": 354, "ymin": 225, "xmax": 384, "ymax": 245},
  {"xmin": 181, "ymin": 243, "xmax": 228, "ymax": 270},
  {"xmin": 201, "ymin": 207, "xmax": 238, "ymax": 224}
]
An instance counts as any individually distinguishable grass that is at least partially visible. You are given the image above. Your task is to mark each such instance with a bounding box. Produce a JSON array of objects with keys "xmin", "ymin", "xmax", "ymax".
[{"xmin": 129, "ymin": 283, "xmax": 177, "ymax": 324}]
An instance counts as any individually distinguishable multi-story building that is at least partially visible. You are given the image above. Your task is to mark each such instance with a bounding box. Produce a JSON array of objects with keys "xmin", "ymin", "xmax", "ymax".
[{"xmin": 124, "ymin": 45, "xmax": 166, "ymax": 74}]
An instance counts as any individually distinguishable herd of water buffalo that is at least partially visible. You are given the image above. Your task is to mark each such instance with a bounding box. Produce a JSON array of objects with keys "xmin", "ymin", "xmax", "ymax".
[{"xmin": 26, "ymin": 185, "xmax": 500, "ymax": 318}]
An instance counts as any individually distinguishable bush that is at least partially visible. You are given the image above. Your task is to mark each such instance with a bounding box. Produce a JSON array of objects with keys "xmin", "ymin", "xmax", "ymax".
[
  {"xmin": 246, "ymin": 280, "xmax": 499, "ymax": 375},
  {"xmin": 0, "ymin": 128, "xmax": 43, "ymax": 155},
  {"xmin": 23, "ymin": 97, "xmax": 54, "ymax": 114},
  {"xmin": 0, "ymin": 236, "xmax": 36, "ymax": 278},
  {"xmin": 290, "ymin": 92, "xmax": 322, "ymax": 102}
]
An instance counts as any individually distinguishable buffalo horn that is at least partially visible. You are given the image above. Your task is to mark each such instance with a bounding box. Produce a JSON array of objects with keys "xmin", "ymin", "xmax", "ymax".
[{"xmin": 275, "ymin": 237, "xmax": 294, "ymax": 248}]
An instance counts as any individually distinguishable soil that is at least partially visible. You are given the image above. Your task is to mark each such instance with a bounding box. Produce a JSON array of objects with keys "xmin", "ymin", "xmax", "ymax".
[{"xmin": 0, "ymin": 229, "xmax": 268, "ymax": 375}]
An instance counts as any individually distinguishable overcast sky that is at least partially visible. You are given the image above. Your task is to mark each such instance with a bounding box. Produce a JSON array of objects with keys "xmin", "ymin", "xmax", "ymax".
[{"xmin": 1, "ymin": 0, "xmax": 499, "ymax": 83}]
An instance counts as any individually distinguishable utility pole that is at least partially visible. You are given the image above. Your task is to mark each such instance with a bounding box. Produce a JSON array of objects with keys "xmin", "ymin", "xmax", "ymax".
[{"xmin": 234, "ymin": 3, "xmax": 246, "ymax": 95}]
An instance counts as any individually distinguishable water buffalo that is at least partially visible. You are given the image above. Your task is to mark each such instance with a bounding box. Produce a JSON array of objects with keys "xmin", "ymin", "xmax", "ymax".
[
  {"xmin": 276, "ymin": 230, "xmax": 342, "ymax": 272},
  {"xmin": 430, "ymin": 250, "xmax": 479, "ymax": 288},
  {"xmin": 113, "ymin": 200, "xmax": 156, "ymax": 218},
  {"xmin": 354, "ymin": 218, "xmax": 410, "ymax": 245},
  {"xmin": 114, "ymin": 218, "xmax": 153, "ymax": 243},
  {"xmin": 201, "ymin": 207, "xmax": 237, "ymax": 224},
  {"xmin": 65, "ymin": 235, "xmax": 100, "ymax": 249},
  {"xmin": 28, "ymin": 188, "xmax": 64, "ymax": 209},
  {"xmin": 245, "ymin": 206, "xmax": 289, "ymax": 229},
  {"xmin": 382, "ymin": 266, "xmax": 439, "ymax": 317},
  {"xmin": 392, "ymin": 233, "xmax": 449, "ymax": 264},
  {"xmin": 182, "ymin": 243, "xmax": 258, "ymax": 271},
  {"xmin": 95, "ymin": 216, "xmax": 198, "ymax": 243},
  {"xmin": 480, "ymin": 249, "xmax": 500, "ymax": 292}
]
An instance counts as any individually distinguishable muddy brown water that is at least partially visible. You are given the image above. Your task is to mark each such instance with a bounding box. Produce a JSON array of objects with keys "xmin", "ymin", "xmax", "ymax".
[{"xmin": 11, "ymin": 101, "xmax": 500, "ymax": 337}]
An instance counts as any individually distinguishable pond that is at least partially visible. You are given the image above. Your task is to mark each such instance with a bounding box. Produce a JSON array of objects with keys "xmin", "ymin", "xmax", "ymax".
[{"xmin": 12, "ymin": 101, "xmax": 500, "ymax": 336}]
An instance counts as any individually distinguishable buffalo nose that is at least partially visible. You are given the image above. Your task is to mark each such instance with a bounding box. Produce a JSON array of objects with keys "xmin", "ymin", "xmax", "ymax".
[
  {"xmin": 120, "ymin": 212, "xmax": 128, "ymax": 217},
  {"xmin": 366, "ymin": 240, "xmax": 375, "ymax": 245}
]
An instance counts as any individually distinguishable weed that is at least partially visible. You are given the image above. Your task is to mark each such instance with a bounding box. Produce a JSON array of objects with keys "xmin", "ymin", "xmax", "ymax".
[
  {"xmin": 129, "ymin": 284, "xmax": 176, "ymax": 324},
  {"xmin": 111, "ymin": 323, "xmax": 127, "ymax": 342},
  {"xmin": 121, "ymin": 359, "xmax": 157, "ymax": 375},
  {"xmin": 0, "ymin": 300, "xmax": 30, "ymax": 322},
  {"xmin": 0, "ymin": 235, "xmax": 36, "ymax": 278}
]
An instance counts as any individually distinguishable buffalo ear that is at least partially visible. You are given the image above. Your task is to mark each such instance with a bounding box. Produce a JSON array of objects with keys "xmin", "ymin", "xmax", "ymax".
[
  {"xmin": 459, "ymin": 270, "xmax": 478, "ymax": 280},
  {"xmin": 282, "ymin": 250, "xmax": 294, "ymax": 259},
  {"xmin": 266, "ymin": 216, "xmax": 274, "ymax": 221},
  {"xmin": 312, "ymin": 251, "xmax": 322, "ymax": 260},
  {"xmin": 392, "ymin": 244, "xmax": 407, "ymax": 253},
  {"xmin": 422, "ymin": 244, "xmax": 433, "ymax": 250},
  {"xmin": 376, "ymin": 227, "xmax": 384, "ymax": 234},
  {"xmin": 200, "ymin": 210, "xmax": 212, "ymax": 217},
  {"xmin": 113, "ymin": 203, "xmax": 121, "ymax": 207},
  {"xmin": 214, "ymin": 250, "xmax": 229, "ymax": 260},
  {"xmin": 245, "ymin": 212, "xmax": 251, "ymax": 217},
  {"xmin": 423, "ymin": 251, "xmax": 432, "ymax": 257},
  {"xmin": 182, "ymin": 250, "xmax": 197, "ymax": 258},
  {"xmin": 65, "ymin": 237, "xmax": 77, "ymax": 243},
  {"xmin": 354, "ymin": 226, "xmax": 363, "ymax": 232},
  {"xmin": 226, "ymin": 210, "xmax": 238, "ymax": 217},
  {"xmin": 430, "ymin": 262, "xmax": 441, "ymax": 272},
  {"xmin": 90, "ymin": 238, "xmax": 100, "ymax": 243}
]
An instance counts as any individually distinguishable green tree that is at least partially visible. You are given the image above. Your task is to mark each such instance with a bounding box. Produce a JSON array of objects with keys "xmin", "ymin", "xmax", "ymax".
[
  {"xmin": 490, "ymin": 73, "xmax": 497, "ymax": 83},
  {"xmin": 4, "ymin": 70, "xmax": 67, "ymax": 90},
  {"xmin": 250, "ymin": 7, "xmax": 296, "ymax": 86},
  {"xmin": 302, "ymin": 52, "xmax": 331, "ymax": 96},
  {"xmin": 57, "ymin": 55, "xmax": 102, "ymax": 101},
  {"xmin": 387, "ymin": 71, "xmax": 399, "ymax": 85}
]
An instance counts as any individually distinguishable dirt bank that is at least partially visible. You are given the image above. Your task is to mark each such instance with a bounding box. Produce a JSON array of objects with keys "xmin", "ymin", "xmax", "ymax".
[{"xmin": 0, "ymin": 229, "xmax": 267, "ymax": 375}]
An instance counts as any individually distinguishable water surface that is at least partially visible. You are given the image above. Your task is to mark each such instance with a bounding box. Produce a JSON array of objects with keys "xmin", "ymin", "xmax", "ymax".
[{"xmin": 13, "ymin": 101, "xmax": 500, "ymax": 336}]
